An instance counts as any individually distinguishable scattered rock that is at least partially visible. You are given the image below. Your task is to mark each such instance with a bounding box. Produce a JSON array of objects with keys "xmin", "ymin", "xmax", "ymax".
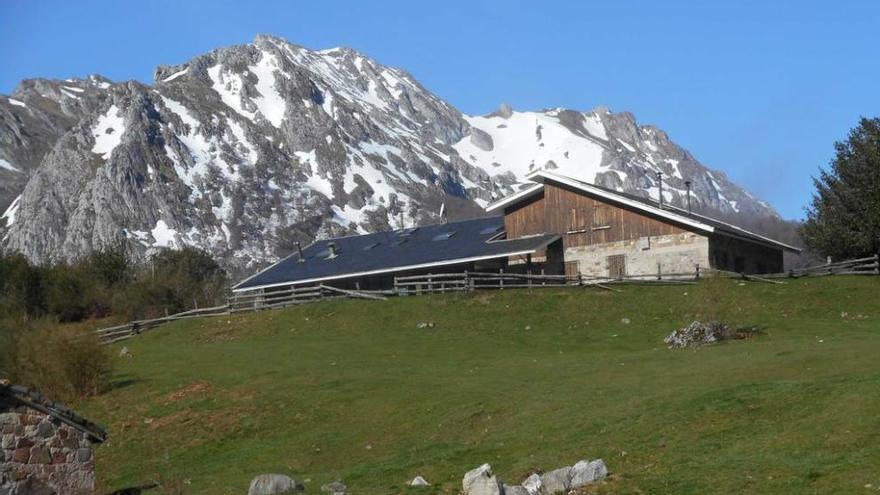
[
  {"xmin": 620, "ymin": 318, "xmax": 631, "ymax": 325},
  {"xmin": 664, "ymin": 320, "xmax": 731, "ymax": 348},
  {"xmin": 407, "ymin": 475, "xmax": 430, "ymax": 486},
  {"xmin": 570, "ymin": 459, "xmax": 608, "ymax": 488},
  {"xmin": 119, "ymin": 347, "xmax": 132, "ymax": 358},
  {"xmin": 539, "ymin": 467, "xmax": 571, "ymax": 494},
  {"xmin": 321, "ymin": 480, "xmax": 347, "ymax": 495},
  {"xmin": 462, "ymin": 464, "xmax": 503, "ymax": 495},
  {"xmin": 470, "ymin": 127, "xmax": 494, "ymax": 151},
  {"xmin": 247, "ymin": 474, "xmax": 304, "ymax": 495},
  {"xmin": 503, "ymin": 484, "xmax": 531, "ymax": 495},
  {"xmin": 416, "ymin": 322, "xmax": 435, "ymax": 329},
  {"xmin": 495, "ymin": 103, "xmax": 514, "ymax": 119},
  {"xmin": 522, "ymin": 473, "xmax": 542, "ymax": 495}
]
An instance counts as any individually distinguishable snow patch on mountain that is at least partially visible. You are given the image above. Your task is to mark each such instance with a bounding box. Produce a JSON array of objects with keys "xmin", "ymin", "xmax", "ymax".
[
  {"xmin": 162, "ymin": 67, "xmax": 188, "ymax": 82},
  {"xmin": 249, "ymin": 52, "xmax": 287, "ymax": 127},
  {"xmin": 454, "ymin": 110, "xmax": 606, "ymax": 182},
  {"xmin": 1, "ymin": 195, "xmax": 21, "ymax": 231},
  {"xmin": 0, "ymin": 159, "xmax": 20, "ymax": 173},
  {"xmin": 91, "ymin": 104, "xmax": 125, "ymax": 160}
]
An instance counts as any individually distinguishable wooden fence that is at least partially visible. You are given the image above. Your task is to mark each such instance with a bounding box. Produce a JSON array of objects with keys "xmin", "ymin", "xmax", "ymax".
[{"xmin": 94, "ymin": 254, "xmax": 878, "ymax": 344}]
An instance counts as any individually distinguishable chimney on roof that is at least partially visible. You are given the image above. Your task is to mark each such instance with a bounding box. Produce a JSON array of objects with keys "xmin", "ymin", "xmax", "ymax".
[
  {"xmin": 685, "ymin": 180, "xmax": 693, "ymax": 214},
  {"xmin": 656, "ymin": 171, "xmax": 664, "ymax": 209},
  {"xmin": 295, "ymin": 242, "xmax": 305, "ymax": 262}
]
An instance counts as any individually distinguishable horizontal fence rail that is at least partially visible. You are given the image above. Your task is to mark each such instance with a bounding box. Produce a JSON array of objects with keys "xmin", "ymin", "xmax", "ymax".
[{"xmin": 93, "ymin": 255, "xmax": 878, "ymax": 344}]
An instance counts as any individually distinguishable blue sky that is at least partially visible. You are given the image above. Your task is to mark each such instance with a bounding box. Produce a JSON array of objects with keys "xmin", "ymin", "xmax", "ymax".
[{"xmin": 2, "ymin": 0, "xmax": 878, "ymax": 220}]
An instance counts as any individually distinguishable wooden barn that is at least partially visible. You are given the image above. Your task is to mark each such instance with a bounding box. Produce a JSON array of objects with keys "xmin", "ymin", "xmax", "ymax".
[{"xmin": 487, "ymin": 170, "xmax": 800, "ymax": 278}]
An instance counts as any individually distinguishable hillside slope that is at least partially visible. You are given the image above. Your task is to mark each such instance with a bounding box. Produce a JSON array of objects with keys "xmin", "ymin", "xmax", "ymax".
[{"xmin": 79, "ymin": 277, "xmax": 879, "ymax": 494}]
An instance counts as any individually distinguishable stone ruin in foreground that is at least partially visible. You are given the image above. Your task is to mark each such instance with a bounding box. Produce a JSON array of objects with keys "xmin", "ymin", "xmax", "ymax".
[{"xmin": 1, "ymin": 382, "xmax": 107, "ymax": 495}]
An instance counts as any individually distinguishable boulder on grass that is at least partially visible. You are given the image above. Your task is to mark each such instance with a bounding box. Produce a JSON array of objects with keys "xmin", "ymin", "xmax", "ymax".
[
  {"xmin": 320, "ymin": 480, "xmax": 347, "ymax": 494},
  {"xmin": 522, "ymin": 473, "xmax": 542, "ymax": 495},
  {"xmin": 570, "ymin": 459, "xmax": 608, "ymax": 488},
  {"xmin": 408, "ymin": 475, "xmax": 430, "ymax": 486},
  {"xmin": 664, "ymin": 320, "xmax": 730, "ymax": 348},
  {"xmin": 503, "ymin": 484, "xmax": 531, "ymax": 495},
  {"xmin": 539, "ymin": 467, "xmax": 571, "ymax": 494},
  {"xmin": 248, "ymin": 474, "xmax": 304, "ymax": 495},
  {"xmin": 462, "ymin": 463, "xmax": 503, "ymax": 495}
]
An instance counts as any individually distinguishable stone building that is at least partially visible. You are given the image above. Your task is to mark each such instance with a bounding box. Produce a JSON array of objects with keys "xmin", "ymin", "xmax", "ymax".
[
  {"xmin": 487, "ymin": 170, "xmax": 799, "ymax": 277},
  {"xmin": 1, "ymin": 382, "xmax": 107, "ymax": 495}
]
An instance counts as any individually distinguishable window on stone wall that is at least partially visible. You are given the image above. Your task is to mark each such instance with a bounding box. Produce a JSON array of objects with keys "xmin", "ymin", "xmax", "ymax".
[{"xmin": 607, "ymin": 254, "xmax": 627, "ymax": 278}]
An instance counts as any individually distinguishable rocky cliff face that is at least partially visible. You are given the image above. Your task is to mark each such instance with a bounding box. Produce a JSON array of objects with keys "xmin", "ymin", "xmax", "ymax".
[{"xmin": 0, "ymin": 35, "xmax": 778, "ymax": 272}]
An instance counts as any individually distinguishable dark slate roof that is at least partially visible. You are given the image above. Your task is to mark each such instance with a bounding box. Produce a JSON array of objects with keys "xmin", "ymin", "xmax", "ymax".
[
  {"xmin": 234, "ymin": 217, "xmax": 560, "ymax": 291},
  {"xmin": 0, "ymin": 382, "xmax": 107, "ymax": 443}
]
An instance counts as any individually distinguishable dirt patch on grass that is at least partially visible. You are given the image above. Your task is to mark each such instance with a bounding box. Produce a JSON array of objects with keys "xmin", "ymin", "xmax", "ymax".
[
  {"xmin": 196, "ymin": 318, "xmax": 253, "ymax": 343},
  {"xmin": 145, "ymin": 404, "xmax": 256, "ymax": 444},
  {"xmin": 161, "ymin": 380, "xmax": 213, "ymax": 404}
]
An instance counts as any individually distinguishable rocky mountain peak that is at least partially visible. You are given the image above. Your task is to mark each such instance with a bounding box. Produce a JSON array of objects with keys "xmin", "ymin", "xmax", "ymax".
[{"xmin": 1, "ymin": 36, "xmax": 779, "ymax": 274}]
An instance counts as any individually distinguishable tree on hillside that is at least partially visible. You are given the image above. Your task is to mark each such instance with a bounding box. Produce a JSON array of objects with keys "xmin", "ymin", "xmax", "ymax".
[{"xmin": 801, "ymin": 117, "xmax": 880, "ymax": 260}]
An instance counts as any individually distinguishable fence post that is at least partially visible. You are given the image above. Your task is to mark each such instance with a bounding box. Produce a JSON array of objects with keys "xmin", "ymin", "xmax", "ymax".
[
  {"xmin": 541, "ymin": 268, "xmax": 546, "ymax": 286},
  {"xmin": 500, "ymin": 268, "xmax": 504, "ymax": 290},
  {"xmin": 875, "ymin": 253, "xmax": 880, "ymax": 275},
  {"xmin": 657, "ymin": 262, "xmax": 662, "ymax": 280},
  {"xmin": 695, "ymin": 264, "xmax": 700, "ymax": 280},
  {"xmin": 464, "ymin": 270, "xmax": 470, "ymax": 292},
  {"xmin": 428, "ymin": 273, "xmax": 433, "ymax": 293},
  {"xmin": 578, "ymin": 271, "xmax": 583, "ymax": 286}
]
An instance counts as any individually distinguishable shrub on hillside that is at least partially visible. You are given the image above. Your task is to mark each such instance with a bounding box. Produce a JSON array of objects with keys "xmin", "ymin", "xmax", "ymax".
[
  {"xmin": 0, "ymin": 252, "xmax": 46, "ymax": 319},
  {"xmin": 8, "ymin": 322, "xmax": 112, "ymax": 400},
  {"xmin": 45, "ymin": 264, "xmax": 90, "ymax": 322},
  {"xmin": 113, "ymin": 247, "xmax": 228, "ymax": 320}
]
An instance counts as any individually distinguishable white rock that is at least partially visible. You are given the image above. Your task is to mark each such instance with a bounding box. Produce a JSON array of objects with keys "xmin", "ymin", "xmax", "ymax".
[
  {"xmin": 539, "ymin": 467, "xmax": 571, "ymax": 494},
  {"xmin": 462, "ymin": 464, "xmax": 503, "ymax": 495},
  {"xmin": 503, "ymin": 484, "xmax": 531, "ymax": 495},
  {"xmin": 248, "ymin": 474, "xmax": 303, "ymax": 495},
  {"xmin": 569, "ymin": 459, "xmax": 608, "ymax": 488},
  {"xmin": 522, "ymin": 473, "xmax": 542, "ymax": 495},
  {"xmin": 408, "ymin": 476, "xmax": 430, "ymax": 486}
]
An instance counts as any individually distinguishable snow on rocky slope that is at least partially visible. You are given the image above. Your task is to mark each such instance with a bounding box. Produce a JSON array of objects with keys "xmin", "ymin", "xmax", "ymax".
[{"xmin": 0, "ymin": 35, "xmax": 777, "ymax": 272}]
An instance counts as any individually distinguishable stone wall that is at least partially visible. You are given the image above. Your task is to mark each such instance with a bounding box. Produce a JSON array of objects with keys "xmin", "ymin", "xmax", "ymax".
[
  {"xmin": 564, "ymin": 232, "xmax": 710, "ymax": 278},
  {"xmin": 1, "ymin": 405, "xmax": 96, "ymax": 495}
]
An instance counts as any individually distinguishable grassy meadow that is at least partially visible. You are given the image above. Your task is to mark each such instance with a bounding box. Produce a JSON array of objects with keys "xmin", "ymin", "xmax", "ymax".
[{"xmin": 78, "ymin": 276, "xmax": 880, "ymax": 494}]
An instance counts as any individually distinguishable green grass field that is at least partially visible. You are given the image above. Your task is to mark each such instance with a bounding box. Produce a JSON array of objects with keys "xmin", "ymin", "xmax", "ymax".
[{"xmin": 78, "ymin": 277, "xmax": 880, "ymax": 494}]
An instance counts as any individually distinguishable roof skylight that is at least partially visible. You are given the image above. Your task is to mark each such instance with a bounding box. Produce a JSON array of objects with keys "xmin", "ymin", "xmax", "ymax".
[{"xmin": 432, "ymin": 231, "xmax": 457, "ymax": 241}]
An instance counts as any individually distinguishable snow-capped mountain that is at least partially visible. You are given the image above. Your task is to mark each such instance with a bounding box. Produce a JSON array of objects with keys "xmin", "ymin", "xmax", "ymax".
[{"xmin": 0, "ymin": 35, "xmax": 777, "ymax": 271}]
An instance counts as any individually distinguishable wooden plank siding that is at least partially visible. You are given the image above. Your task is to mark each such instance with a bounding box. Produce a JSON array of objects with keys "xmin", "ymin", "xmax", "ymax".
[{"xmin": 504, "ymin": 183, "xmax": 691, "ymax": 250}]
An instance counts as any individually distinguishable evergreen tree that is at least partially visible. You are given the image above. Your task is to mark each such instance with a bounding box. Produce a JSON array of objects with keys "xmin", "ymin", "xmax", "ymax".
[{"xmin": 801, "ymin": 117, "xmax": 880, "ymax": 259}]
